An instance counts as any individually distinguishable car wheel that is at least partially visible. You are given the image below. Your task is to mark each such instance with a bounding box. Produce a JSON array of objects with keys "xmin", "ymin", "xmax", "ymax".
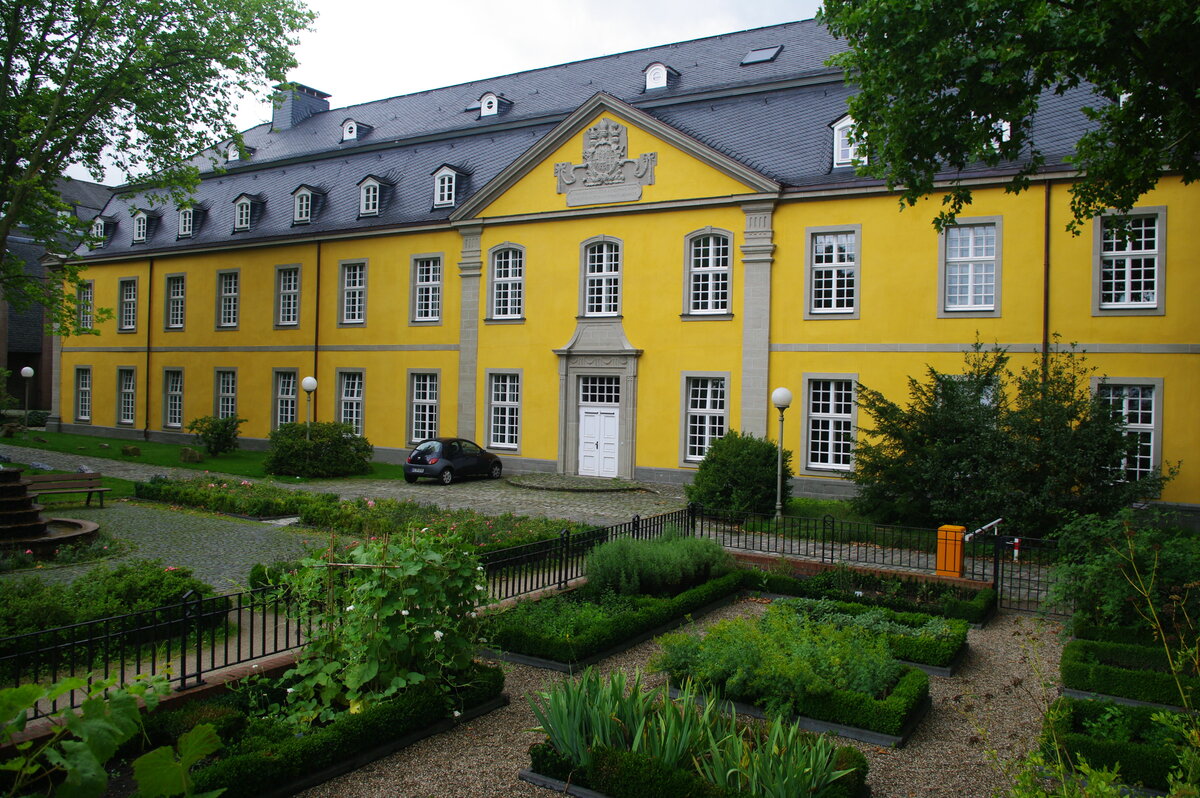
[
  {"xmin": 403, "ymin": 473, "xmax": 418, "ymax": 484},
  {"xmin": 489, "ymin": 462, "xmax": 503, "ymax": 479},
  {"xmin": 439, "ymin": 467, "xmax": 454, "ymax": 485}
]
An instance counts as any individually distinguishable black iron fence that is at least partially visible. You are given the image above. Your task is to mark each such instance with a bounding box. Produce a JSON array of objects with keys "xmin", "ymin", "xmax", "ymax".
[{"xmin": 3, "ymin": 503, "xmax": 1067, "ymax": 718}]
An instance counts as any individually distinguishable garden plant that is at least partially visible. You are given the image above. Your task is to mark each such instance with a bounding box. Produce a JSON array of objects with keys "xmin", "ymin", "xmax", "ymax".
[
  {"xmin": 685, "ymin": 429, "xmax": 793, "ymax": 516},
  {"xmin": 263, "ymin": 421, "xmax": 373, "ymax": 477},
  {"xmin": 185, "ymin": 416, "xmax": 246, "ymax": 457}
]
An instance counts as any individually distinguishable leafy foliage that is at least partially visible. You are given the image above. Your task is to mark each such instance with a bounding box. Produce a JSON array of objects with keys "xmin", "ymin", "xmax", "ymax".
[
  {"xmin": 851, "ymin": 341, "xmax": 1174, "ymax": 534},
  {"xmin": 277, "ymin": 530, "xmax": 485, "ymax": 724},
  {"xmin": 185, "ymin": 416, "xmax": 246, "ymax": 457},
  {"xmin": 135, "ymin": 475, "xmax": 339, "ymax": 518},
  {"xmin": 819, "ymin": 0, "xmax": 1200, "ymax": 232},
  {"xmin": 0, "ymin": 0, "xmax": 313, "ymax": 336},
  {"xmin": 263, "ymin": 422, "xmax": 373, "ymax": 478},
  {"xmin": 685, "ymin": 429, "xmax": 793, "ymax": 516},
  {"xmin": 583, "ymin": 532, "xmax": 732, "ymax": 597}
]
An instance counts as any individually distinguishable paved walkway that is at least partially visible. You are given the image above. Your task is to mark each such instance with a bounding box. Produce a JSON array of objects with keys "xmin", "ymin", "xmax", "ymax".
[{"xmin": 0, "ymin": 445, "xmax": 688, "ymax": 592}]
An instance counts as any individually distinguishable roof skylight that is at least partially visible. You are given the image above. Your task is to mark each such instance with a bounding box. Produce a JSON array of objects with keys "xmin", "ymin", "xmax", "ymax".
[{"xmin": 741, "ymin": 45, "xmax": 782, "ymax": 66}]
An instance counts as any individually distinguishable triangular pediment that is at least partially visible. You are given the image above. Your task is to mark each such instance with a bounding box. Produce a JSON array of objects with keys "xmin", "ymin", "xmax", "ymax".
[{"xmin": 453, "ymin": 93, "xmax": 779, "ymax": 220}]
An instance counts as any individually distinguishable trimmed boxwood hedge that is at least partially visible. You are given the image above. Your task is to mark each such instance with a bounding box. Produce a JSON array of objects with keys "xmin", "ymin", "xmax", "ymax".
[
  {"xmin": 134, "ymin": 475, "xmax": 339, "ymax": 518},
  {"xmin": 777, "ymin": 597, "xmax": 969, "ymax": 667},
  {"xmin": 1060, "ymin": 639, "xmax": 1197, "ymax": 707},
  {"xmin": 1043, "ymin": 697, "xmax": 1182, "ymax": 791},
  {"xmin": 484, "ymin": 571, "xmax": 746, "ymax": 663},
  {"xmin": 752, "ymin": 570, "xmax": 995, "ymax": 625},
  {"xmin": 772, "ymin": 664, "xmax": 929, "ymax": 737},
  {"xmin": 528, "ymin": 739, "xmax": 869, "ymax": 798},
  {"xmin": 190, "ymin": 664, "xmax": 504, "ymax": 797}
]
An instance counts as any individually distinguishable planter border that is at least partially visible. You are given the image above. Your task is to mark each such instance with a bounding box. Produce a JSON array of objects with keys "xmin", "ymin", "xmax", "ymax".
[
  {"xmin": 479, "ymin": 592, "xmax": 737, "ymax": 674},
  {"xmin": 1060, "ymin": 687, "xmax": 1183, "ymax": 711},
  {"xmin": 667, "ymin": 686, "xmax": 930, "ymax": 748},
  {"xmin": 518, "ymin": 770, "xmax": 609, "ymax": 798}
]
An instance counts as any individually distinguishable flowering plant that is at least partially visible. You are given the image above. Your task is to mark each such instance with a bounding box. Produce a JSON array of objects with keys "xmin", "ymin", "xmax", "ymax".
[{"xmin": 279, "ymin": 527, "xmax": 486, "ymax": 724}]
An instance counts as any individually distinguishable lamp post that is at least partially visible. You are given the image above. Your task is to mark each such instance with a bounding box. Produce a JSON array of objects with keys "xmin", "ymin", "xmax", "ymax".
[
  {"xmin": 19, "ymin": 367, "xmax": 34, "ymax": 438},
  {"xmin": 771, "ymin": 386, "xmax": 792, "ymax": 519},
  {"xmin": 301, "ymin": 376, "xmax": 317, "ymax": 440}
]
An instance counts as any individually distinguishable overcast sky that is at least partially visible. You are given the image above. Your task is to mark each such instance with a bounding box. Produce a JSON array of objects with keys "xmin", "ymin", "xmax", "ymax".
[{"xmin": 71, "ymin": 0, "xmax": 824, "ymax": 184}]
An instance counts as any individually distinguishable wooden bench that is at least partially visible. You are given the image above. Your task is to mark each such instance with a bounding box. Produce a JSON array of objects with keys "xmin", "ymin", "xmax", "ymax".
[{"xmin": 25, "ymin": 473, "xmax": 111, "ymax": 507}]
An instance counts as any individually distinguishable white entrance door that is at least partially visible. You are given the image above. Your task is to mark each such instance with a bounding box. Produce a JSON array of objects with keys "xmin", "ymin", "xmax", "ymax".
[{"xmin": 579, "ymin": 407, "xmax": 619, "ymax": 477}]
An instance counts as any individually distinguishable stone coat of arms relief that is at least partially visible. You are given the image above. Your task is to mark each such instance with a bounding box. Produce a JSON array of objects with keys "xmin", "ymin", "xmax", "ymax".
[{"xmin": 555, "ymin": 118, "xmax": 657, "ymax": 207}]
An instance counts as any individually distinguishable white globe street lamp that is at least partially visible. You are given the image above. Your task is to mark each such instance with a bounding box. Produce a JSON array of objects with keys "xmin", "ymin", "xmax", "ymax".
[
  {"xmin": 19, "ymin": 367, "xmax": 34, "ymax": 437},
  {"xmin": 771, "ymin": 386, "xmax": 792, "ymax": 519},
  {"xmin": 301, "ymin": 376, "xmax": 317, "ymax": 440}
]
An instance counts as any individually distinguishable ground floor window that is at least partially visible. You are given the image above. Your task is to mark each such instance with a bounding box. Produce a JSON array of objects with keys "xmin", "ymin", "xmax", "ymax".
[
  {"xmin": 75, "ymin": 368, "xmax": 91, "ymax": 422},
  {"xmin": 488, "ymin": 373, "xmax": 520, "ymax": 449},
  {"xmin": 339, "ymin": 372, "xmax": 364, "ymax": 435},
  {"xmin": 685, "ymin": 376, "xmax": 726, "ymax": 461},
  {"xmin": 806, "ymin": 378, "xmax": 854, "ymax": 470},
  {"xmin": 1097, "ymin": 382, "xmax": 1158, "ymax": 480},
  {"xmin": 410, "ymin": 372, "xmax": 439, "ymax": 442},
  {"xmin": 164, "ymin": 369, "xmax": 183, "ymax": 428}
]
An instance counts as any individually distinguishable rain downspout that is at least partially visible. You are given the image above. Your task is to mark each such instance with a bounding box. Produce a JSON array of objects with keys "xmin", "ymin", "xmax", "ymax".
[
  {"xmin": 1041, "ymin": 182, "xmax": 1051, "ymax": 380},
  {"xmin": 312, "ymin": 241, "xmax": 321, "ymax": 419},
  {"xmin": 144, "ymin": 257, "xmax": 154, "ymax": 440}
]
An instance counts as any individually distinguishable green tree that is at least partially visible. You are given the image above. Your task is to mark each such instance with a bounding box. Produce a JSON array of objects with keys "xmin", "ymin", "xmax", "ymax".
[
  {"xmin": 819, "ymin": 0, "xmax": 1200, "ymax": 232},
  {"xmin": 850, "ymin": 342, "xmax": 1175, "ymax": 534},
  {"xmin": 0, "ymin": 0, "xmax": 314, "ymax": 335},
  {"xmin": 685, "ymin": 429, "xmax": 793, "ymax": 516}
]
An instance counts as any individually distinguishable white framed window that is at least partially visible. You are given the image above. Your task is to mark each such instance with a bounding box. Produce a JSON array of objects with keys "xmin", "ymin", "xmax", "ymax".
[
  {"xmin": 833, "ymin": 116, "xmax": 864, "ymax": 167},
  {"xmin": 433, "ymin": 168, "xmax": 456, "ymax": 208},
  {"xmin": 340, "ymin": 261, "xmax": 366, "ymax": 324},
  {"xmin": 579, "ymin": 375, "xmax": 620, "ymax": 405},
  {"xmin": 686, "ymin": 231, "xmax": 731, "ymax": 315},
  {"xmin": 412, "ymin": 256, "xmax": 442, "ymax": 322},
  {"xmin": 132, "ymin": 212, "xmax": 147, "ymax": 243},
  {"xmin": 276, "ymin": 266, "xmax": 300, "ymax": 327},
  {"xmin": 806, "ymin": 227, "xmax": 859, "ymax": 317},
  {"xmin": 480, "ymin": 93, "xmax": 500, "ymax": 116},
  {"xmin": 226, "ymin": 143, "xmax": 239, "ymax": 161},
  {"xmin": 684, "ymin": 376, "xmax": 727, "ymax": 462},
  {"xmin": 215, "ymin": 369, "xmax": 237, "ymax": 419},
  {"xmin": 293, "ymin": 190, "xmax": 311, "ymax": 224},
  {"xmin": 488, "ymin": 372, "xmax": 521, "ymax": 449},
  {"xmin": 274, "ymin": 370, "xmax": 297, "ymax": 428},
  {"xmin": 117, "ymin": 368, "xmax": 136, "ymax": 425},
  {"xmin": 583, "ymin": 239, "xmax": 621, "ymax": 317},
  {"xmin": 234, "ymin": 199, "xmax": 251, "ymax": 231},
  {"xmin": 178, "ymin": 208, "xmax": 193, "ymax": 238},
  {"xmin": 645, "ymin": 62, "xmax": 669, "ymax": 91},
  {"xmin": 164, "ymin": 369, "xmax": 184, "ymax": 428},
  {"xmin": 90, "ymin": 218, "xmax": 106, "ymax": 243},
  {"xmin": 359, "ymin": 180, "xmax": 380, "ymax": 216},
  {"xmin": 342, "ymin": 120, "xmax": 358, "ymax": 140},
  {"xmin": 937, "ymin": 217, "xmax": 1002, "ymax": 318},
  {"xmin": 489, "ymin": 246, "xmax": 524, "ymax": 319},
  {"xmin": 805, "ymin": 377, "xmax": 855, "ymax": 471},
  {"xmin": 118, "ymin": 278, "xmax": 137, "ymax": 332},
  {"xmin": 165, "ymin": 274, "xmax": 185, "ymax": 330},
  {"xmin": 75, "ymin": 368, "xmax": 92, "ymax": 422},
  {"xmin": 217, "ymin": 271, "xmax": 239, "ymax": 328},
  {"xmin": 339, "ymin": 371, "xmax": 364, "ymax": 435},
  {"xmin": 410, "ymin": 372, "xmax": 439, "ymax": 442},
  {"xmin": 1097, "ymin": 380, "xmax": 1162, "ymax": 481},
  {"xmin": 77, "ymin": 281, "xmax": 94, "ymax": 329},
  {"xmin": 1095, "ymin": 210, "xmax": 1164, "ymax": 315}
]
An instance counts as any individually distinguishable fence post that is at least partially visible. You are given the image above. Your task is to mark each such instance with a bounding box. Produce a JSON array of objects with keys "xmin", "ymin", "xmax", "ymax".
[
  {"xmin": 935, "ymin": 525, "xmax": 966, "ymax": 578},
  {"xmin": 557, "ymin": 529, "xmax": 570, "ymax": 591},
  {"xmin": 632, "ymin": 514, "xmax": 641, "ymax": 539},
  {"xmin": 687, "ymin": 502, "xmax": 697, "ymax": 537},
  {"xmin": 822, "ymin": 514, "xmax": 835, "ymax": 563},
  {"xmin": 177, "ymin": 590, "xmax": 206, "ymax": 691}
]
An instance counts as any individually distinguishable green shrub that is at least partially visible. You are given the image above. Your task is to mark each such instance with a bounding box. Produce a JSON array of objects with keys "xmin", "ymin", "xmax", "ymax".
[
  {"xmin": 248, "ymin": 559, "xmax": 304, "ymax": 590},
  {"xmin": 135, "ymin": 475, "xmax": 339, "ymax": 517},
  {"xmin": 191, "ymin": 663, "xmax": 503, "ymax": 798},
  {"xmin": 1044, "ymin": 697, "xmax": 1185, "ymax": 791},
  {"xmin": 1060, "ymin": 639, "xmax": 1198, "ymax": 706},
  {"xmin": 483, "ymin": 571, "xmax": 745, "ymax": 664},
  {"xmin": 584, "ymin": 532, "xmax": 732, "ymax": 597},
  {"xmin": 685, "ymin": 429, "xmax": 792, "ymax": 516},
  {"xmin": 186, "ymin": 414, "xmax": 246, "ymax": 456},
  {"xmin": 25, "ymin": 409, "xmax": 48, "ymax": 427},
  {"xmin": 263, "ymin": 421, "xmax": 374, "ymax": 477}
]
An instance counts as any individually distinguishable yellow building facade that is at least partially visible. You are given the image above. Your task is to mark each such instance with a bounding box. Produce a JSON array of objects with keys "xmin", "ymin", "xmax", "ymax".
[{"xmin": 58, "ymin": 23, "xmax": 1199, "ymax": 509}]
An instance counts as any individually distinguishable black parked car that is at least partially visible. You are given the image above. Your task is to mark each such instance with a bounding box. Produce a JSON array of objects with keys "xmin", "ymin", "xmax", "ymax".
[{"xmin": 403, "ymin": 437, "xmax": 504, "ymax": 485}]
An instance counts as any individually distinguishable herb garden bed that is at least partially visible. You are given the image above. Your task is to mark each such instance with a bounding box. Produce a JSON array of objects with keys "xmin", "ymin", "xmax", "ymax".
[{"xmin": 1060, "ymin": 639, "xmax": 1196, "ymax": 708}]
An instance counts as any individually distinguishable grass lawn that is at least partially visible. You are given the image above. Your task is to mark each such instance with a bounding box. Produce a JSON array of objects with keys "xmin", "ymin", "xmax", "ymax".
[
  {"xmin": 783, "ymin": 496, "xmax": 872, "ymax": 523},
  {"xmin": 2, "ymin": 430, "xmax": 409, "ymax": 481}
]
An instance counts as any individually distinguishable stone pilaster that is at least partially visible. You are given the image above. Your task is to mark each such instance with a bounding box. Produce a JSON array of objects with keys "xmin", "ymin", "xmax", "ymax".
[
  {"xmin": 456, "ymin": 225, "xmax": 483, "ymax": 439},
  {"xmin": 739, "ymin": 201, "xmax": 776, "ymax": 437}
]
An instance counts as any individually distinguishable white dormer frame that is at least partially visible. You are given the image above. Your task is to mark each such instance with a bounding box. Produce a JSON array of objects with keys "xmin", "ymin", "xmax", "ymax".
[
  {"xmin": 359, "ymin": 178, "xmax": 381, "ymax": 216},
  {"xmin": 178, "ymin": 208, "xmax": 194, "ymax": 238},
  {"xmin": 293, "ymin": 188, "xmax": 312, "ymax": 223},
  {"xmin": 480, "ymin": 93, "xmax": 500, "ymax": 117},
  {"xmin": 132, "ymin": 211, "xmax": 148, "ymax": 243},
  {"xmin": 233, "ymin": 197, "xmax": 252, "ymax": 231},
  {"xmin": 832, "ymin": 116, "xmax": 865, "ymax": 167},
  {"xmin": 226, "ymin": 143, "xmax": 239, "ymax": 162},
  {"xmin": 342, "ymin": 120, "xmax": 358, "ymax": 141},
  {"xmin": 90, "ymin": 218, "xmax": 106, "ymax": 246},
  {"xmin": 644, "ymin": 62, "xmax": 670, "ymax": 91},
  {"xmin": 433, "ymin": 167, "xmax": 457, "ymax": 208}
]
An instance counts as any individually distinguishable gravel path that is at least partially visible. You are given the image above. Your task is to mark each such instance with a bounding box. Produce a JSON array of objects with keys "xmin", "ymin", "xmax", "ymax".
[{"xmin": 300, "ymin": 600, "xmax": 1064, "ymax": 798}]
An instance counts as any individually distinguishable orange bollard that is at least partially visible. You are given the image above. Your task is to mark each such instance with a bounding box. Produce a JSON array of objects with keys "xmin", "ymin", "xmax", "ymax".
[{"xmin": 936, "ymin": 524, "xmax": 966, "ymax": 578}]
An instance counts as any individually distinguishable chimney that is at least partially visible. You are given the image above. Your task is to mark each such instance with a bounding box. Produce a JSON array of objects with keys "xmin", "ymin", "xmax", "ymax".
[{"xmin": 272, "ymin": 83, "xmax": 331, "ymax": 131}]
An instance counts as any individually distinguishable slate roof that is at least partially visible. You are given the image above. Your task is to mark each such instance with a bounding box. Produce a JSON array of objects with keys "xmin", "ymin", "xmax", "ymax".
[{"xmin": 85, "ymin": 18, "xmax": 1101, "ymax": 259}]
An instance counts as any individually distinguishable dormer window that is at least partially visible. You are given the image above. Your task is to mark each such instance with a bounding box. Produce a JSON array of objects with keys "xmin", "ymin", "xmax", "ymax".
[
  {"xmin": 480, "ymin": 93, "xmax": 499, "ymax": 117},
  {"xmin": 833, "ymin": 116, "xmax": 864, "ymax": 167},
  {"xmin": 132, "ymin": 212, "xmax": 148, "ymax": 243},
  {"xmin": 90, "ymin": 218, "xmax": 106, "ymax": 247},
  {"xmin": 359, "ymin": 179, "xmax": 380, "ymax": 216},
  {"xmin": 226, "ymin": 143, "xmax": 239, "ymax": 162},
  {"xmin": 342, "ymin": 120, "xmax": 357, "ymax": 140},
  {"xmin": 294, "ymin": 189, "xmax": 311, "ymax": 223},
  {"xmin": 433, "ymin": 167, "xmax": 458, "ymax": 208},
  {"xmin": 234, "ymin": 198, "xmax": 252, "ymax": 231},
  {"xmin": 178, "ymin": 208, "xmax": 194, "ymax": 238},
  {"xmin": 644, "ymin": 62, "xmax": 671, "ymax": 91}
]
